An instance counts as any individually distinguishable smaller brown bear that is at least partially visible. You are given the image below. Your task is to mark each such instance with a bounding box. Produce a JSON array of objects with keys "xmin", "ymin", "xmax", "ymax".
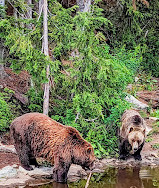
[
  {"xmin": 119, "ymin": 110, "xmax": 146, "ymax": 160},
  {"xmin": 10, "ymin": 113, "xmax": 96, "ymax": 183}
]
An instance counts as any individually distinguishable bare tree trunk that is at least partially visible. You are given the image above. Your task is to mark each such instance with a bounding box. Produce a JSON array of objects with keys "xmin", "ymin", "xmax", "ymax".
[
  {"xmin": 26, "ymin": 0, "xmax": 32, "ymax": 18},
  {"xmin": 39, "ymin": 0, "xmax": 43, "ymax": 14},
  {"xmin": 43, "ymin": 0, "xmax": 50, "ymax": 115},
  {"xmin": 26, "ymin": 0, "xmax": 32, "ymax": 29},
  {"xmin": 76, "ymin": 0, "xmax": 91, "ymax": 12}
]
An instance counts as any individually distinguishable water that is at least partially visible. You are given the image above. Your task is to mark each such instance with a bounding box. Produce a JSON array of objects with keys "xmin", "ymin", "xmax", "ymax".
[{"xmin": 25, "ymin": 167, "xmax": 159, "ymax": 188}]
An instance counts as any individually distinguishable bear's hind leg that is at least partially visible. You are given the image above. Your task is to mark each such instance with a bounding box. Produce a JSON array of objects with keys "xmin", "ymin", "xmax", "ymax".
[
  {"xmin": 11, "ymin": 128, "xmax": 33, "ymax": 170},
  {"xmin": 15, "ymin": 143, "xmax": 33, "ymax": 170}
]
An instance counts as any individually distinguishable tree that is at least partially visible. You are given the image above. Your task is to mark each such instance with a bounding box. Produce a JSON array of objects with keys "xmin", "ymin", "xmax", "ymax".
[
  {"xmin": 26, "ymin": 0, "xmax": 32, "ymax": 29},
  {"xmin": 76, "ymin": 0, "xmax": 91, "ymax": 12},
  {"xmin": 42, "ymin": 0, "xmax": 50, "ymax": 115}
]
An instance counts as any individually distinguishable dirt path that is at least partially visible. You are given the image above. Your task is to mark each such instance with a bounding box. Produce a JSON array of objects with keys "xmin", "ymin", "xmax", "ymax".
[{"xmin": 0, "ymin": 152, "xmax": 19, "ymax": 169}]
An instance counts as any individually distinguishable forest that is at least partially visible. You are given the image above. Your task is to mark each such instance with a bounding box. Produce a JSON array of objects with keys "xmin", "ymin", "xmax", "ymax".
[{"xmin": 0, "ymin": 0, "xmax": 158, "ymax": 158}]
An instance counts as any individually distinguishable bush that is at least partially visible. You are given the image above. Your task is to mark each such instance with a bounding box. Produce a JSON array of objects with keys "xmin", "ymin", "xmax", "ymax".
[
  {"xmin": 0, "ymin": 89, "xmax": 15, "ymax": 131},
  {"xmin": 48, "ymin": 3, "xmax": 140, "ymax": 157}
]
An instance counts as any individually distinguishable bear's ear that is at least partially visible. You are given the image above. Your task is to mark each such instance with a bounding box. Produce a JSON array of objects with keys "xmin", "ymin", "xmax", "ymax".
[
  {"xmin": 87, "ymin": 147, "xmax": 92, "ymax": 154},
  {"xmin": 129, "ymin": 127, "xmax": 133, "ymax": 133},
  {"xmin": 143, "ymin": 128, "xmax": 146, "ymax": 135},
  {"xmin": 133, "ymin": 115, "xmax": 142, "ymax": 125}
]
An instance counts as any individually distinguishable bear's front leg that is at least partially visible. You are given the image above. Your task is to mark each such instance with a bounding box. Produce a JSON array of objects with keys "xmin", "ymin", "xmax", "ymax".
[
  {"xmin": 134, "ymin": 153, "xmax": 142, "ymax": 161},
  {"xmin": 53, "ymin": 165, "xmax": 70, "ymax": 183},
  {"xmin": 119, "ymin": 140, "xmax": 130, "ymax": 160},
  {"xmin": 133, "ymin": 143, "xmax": 144, "ymax": 161},
  {"xmin": 53, "ymin": 157, "xmax": 71, "ymax": 183}
]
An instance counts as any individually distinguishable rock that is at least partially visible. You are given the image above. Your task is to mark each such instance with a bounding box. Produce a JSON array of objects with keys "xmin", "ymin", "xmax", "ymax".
[
  {"xmin": 18, "ymin": 166, "xmax": 52, "ymax": 178},
  {"xmin": 135, "ymin": 77, "xmax": 139, "ymax": 82},
  {"xmin": 0, "ymin": 165, "xmax": 18, "ymax": 179},
  {"xmin": 27, "ymin": 167, "xmax": 52, "ymax": 178},
  {"xmin": 126, "ymin": 84, "xmax": 133, "ymax": 91},
  {"xmin": 151, "ymin": 153, "xmax": 158, "ymax": 158},
  {"xmin": 0, "ymin": 174, "xmax": 32, "ymax": 187},
  {"xmin": 149, "ymin": 117, "xmax": 159, "ymax": 122},
  {"xmin": 18, "ymin": 166, "xmax": 30, "ymax": 175},
  {"xmin": 136, "ymin": 91, "xmax": 159, "ymax": 109},
  {"xmin": 0, "ymin": 143, "xmax": 17, "ymax": 154},
  {"xmin": 145, "ymin": 126, "xmax": 152, "ymax": 136},
  {"xmin": 125, "ymin": 95, "xmax": 149, "ymax": 110},
  {"xmin": 67, "ymin": 164, "xmax": 87, "ymax": 181}
]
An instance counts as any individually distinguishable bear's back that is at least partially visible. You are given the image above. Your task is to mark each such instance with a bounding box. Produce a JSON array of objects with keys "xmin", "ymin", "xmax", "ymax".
[
  {"xmin": 120, "ymin": 110, "xmax": 146, "ymax": 139},
  {"xmin": 10, "ymin": 113, "xmax": 65, "ymax": 135}
]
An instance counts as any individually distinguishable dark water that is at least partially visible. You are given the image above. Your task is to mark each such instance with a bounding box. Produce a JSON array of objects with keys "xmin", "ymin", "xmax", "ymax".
[{"xmin": 25, "ymin": 167, "xmax": 159, "ymax": 188}]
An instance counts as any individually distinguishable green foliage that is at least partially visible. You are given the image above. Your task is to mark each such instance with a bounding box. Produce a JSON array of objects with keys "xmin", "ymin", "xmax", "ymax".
[
  {"xmin": 152, "ymin": 143, "xmax": 159, "ymax": 149},
  {"xmin": 145, "ymin": 137, "xmax": 153, "ymax": 143},
  {"xmin": 150, "ymin": 110, "xmax": 159, "ymax": 118},
  {"xmin": 0, "ymin": 89, "xmax": 15, "ymax": 131},
  {"xmin": 47, "ymin": 2, "xmax": 139, "ymax": 157},
  {"xmin": 103, "ymin": 0, "xmax": 159, "ymax": 77},
  {"xmin": 0, "ymin": 5, "xmax": 5, "ymax": 19}
]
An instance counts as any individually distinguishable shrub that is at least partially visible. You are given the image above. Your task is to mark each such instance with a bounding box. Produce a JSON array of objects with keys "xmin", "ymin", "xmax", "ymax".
[{"xmin": 0, "ymin": 89, "xmax": 15, "ymax": 131}]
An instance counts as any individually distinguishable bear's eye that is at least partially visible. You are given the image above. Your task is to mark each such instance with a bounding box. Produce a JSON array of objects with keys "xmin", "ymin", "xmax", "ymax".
[
  {"xmin": 138, "ymin": 140, "xmax": 141, "ymax": 144},
  {"xmin": 87, "ymin": 148, "xmax": 92, "ymax": 154}
]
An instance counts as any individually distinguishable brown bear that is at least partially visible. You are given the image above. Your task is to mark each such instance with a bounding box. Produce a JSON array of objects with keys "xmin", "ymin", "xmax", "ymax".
[
  {"xmin": 119, "ymin": 110, "xmax": 146, "ymax": 160},
  {"xmin": 10, "ymin": 113, "xmax": 95, "ymax": 183}
]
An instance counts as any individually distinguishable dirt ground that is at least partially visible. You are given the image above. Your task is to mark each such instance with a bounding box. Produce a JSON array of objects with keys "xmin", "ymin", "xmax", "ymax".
[{"xmin": 0, "ymin": 152, "xmax": 19, "ymax": 169}]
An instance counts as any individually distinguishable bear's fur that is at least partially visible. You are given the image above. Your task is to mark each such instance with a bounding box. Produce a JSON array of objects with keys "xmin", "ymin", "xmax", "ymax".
[
  {"xmin": 119, "ymin": 110, "xmax": 146, "ymax": 160},
  {"xmin": 10, "ymin": 113, "xmax": 95, "ymax": 183}
]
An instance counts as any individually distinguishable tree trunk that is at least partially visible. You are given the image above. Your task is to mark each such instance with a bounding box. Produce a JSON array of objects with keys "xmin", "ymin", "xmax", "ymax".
[
  {"xmin": 26, "ymin": 0, "xmax": 32, "ymax": 18},
  {"xmin": 26, "ymin": 0, "xmax": 32, "ymax": 29},
  {"xmin": 43, "ymin": 0, "xmax": 50, "ymax": 115},
  {"xmin": 39, "ymin": 0, "xmax": 43, "ymax": 14},
  {"xmin": 76, "ymin": 0, "xmax": 91, "ymax": 12}
]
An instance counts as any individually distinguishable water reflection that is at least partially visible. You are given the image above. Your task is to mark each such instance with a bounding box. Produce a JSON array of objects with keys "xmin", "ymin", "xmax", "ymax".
[
  {"xmin": 25, "ymin": 167, "xmax": 159, "ymax": 188},
  {"xmin": 116, "ymin": 167, "xmax": 144, "ymax": 188},
  {"xmin": 52, "ymin": 182, "xmax": 68, "ymax": 188}
]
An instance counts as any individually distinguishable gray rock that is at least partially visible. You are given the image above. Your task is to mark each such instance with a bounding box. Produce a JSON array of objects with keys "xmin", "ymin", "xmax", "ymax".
[
  {"xmin": 149, "ymin": 117, "xmax": 159, "ymax": 122},
  {"xmin": 18, "ymin": 166, "xmax": 52, "ymax": 178},
  {"xmin": 0, "ymin": 174, "xmax": 32, "ymax": 187},
  {"xmin": 0, "ymin": 166, "xmax": 18, "ymax": 179},
  {"xmin": 125, "ymin": 95, "xmax": 149, "ymax": 110},
  {"xmin": 67, "ymin": 164, "xmax": 87, "ymax": 182},
  {"xmin": 0, "ymin": 143, "xmax": 17, "ymax": 154}
]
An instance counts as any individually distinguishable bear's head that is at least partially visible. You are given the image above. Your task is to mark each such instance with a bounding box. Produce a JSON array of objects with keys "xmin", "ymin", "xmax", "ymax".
[
  {"xmin": 128, "ymin": 127, "xmax": 145, "ymax": 154},
  {"xmin": 72, "ymin": 141, "xmax": 96, "ymax": 170},
  {"xmin": 69, "ymin": 128, "xmax": 96, "ymax": 170}
]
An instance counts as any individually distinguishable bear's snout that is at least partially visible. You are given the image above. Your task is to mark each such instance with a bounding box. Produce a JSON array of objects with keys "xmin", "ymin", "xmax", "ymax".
[
  {"xmin": 89, "ymin": 161, "xmax": 95, "ymax": 170},
  {"xmin": 82, "ymin": 160, "xmax": 95, "ymax": 171},
  {"xmin": 131, "ymin": 141, "xmax": 139, "ymax": 153}
]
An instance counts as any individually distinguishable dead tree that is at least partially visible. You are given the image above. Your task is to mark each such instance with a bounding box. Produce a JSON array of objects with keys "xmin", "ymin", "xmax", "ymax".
[
  {"xmin": 42, "ymin": 0, "xmax": 50, "ymax": 115},
  {"xmin": 76, "ymin": 0, "xmax": 91, "ymax": 12}
]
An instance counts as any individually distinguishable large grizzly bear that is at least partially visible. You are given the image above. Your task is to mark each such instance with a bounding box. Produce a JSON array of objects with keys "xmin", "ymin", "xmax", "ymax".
[
  {"xmin": 10, "ymin": 113, "xmax": 95, "ymax": 183},
  {"xmin": 119, "ymin": 110, "xmax": 146, "ymax": 160}
]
